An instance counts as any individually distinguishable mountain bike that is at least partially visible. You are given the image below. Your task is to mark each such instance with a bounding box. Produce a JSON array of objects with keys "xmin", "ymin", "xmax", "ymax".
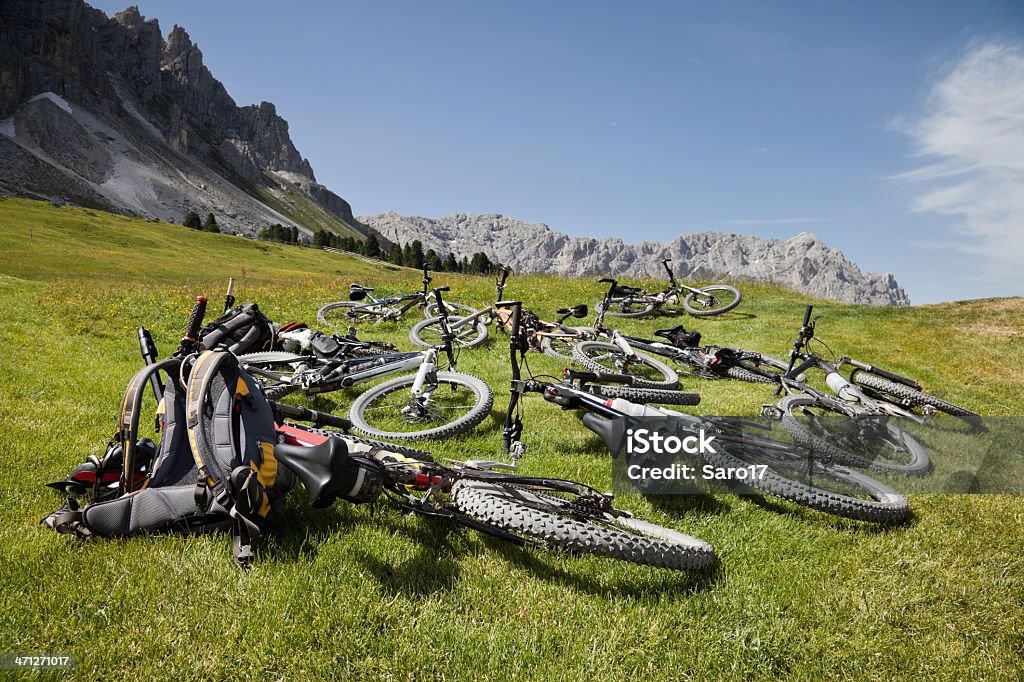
[
  {"xmin": 270, "ymin": 402, "xmax": 716, "ymax": 572},
  {"xmin": 316, "ymin": 265, "xmax": 477, "ymax": 329},
  {"xmin": 412, "ymin": 273, "xmax": 681, "ymax": 389},
  {"xmin": 596, "ymin": 258, "xmax": 742, "ymax": 318},
  {"xmin": 242, "ymin": 287, "xmax": 493, "ymax": 441},
  {"xmin": 409, "ymin": 268, "xmax": 594, "ymax": 361},
  {"xmin": 605, "ymin": 325, "xmax": 798, "ymax": 385},
  {"xmin": 498, "ymin": 299, "xmax": 909, "ymax": 524},
  {"xmin": 761, "ymin": 305, "xmax": 964, "ymax": 476}
]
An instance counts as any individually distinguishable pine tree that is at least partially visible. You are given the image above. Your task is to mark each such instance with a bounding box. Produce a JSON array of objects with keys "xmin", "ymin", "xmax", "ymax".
[
  {"xmin": 183, "ymin": 211, "xmax": 201, "ymax": 229},
  {"xmin": 443, "ymin": 251, "xmax": 458, "ymax": 272},
  {"xmin": 364, "ymin": 234, "xmax": 381, "ymax": 258},
  {"xmin": 425, "ymin": 249, "xmax": 443, "ymax": 272},
  {"xmin": 470, "ymin": 251, "xmax": 492, "ymax": 274},
  {"xmin": 410, "ymin": 240, "xmax": 425, "ymax": 269},
  {"xmin": 203, "ymin": 213, "xmax": 219, "ymax": 232}
]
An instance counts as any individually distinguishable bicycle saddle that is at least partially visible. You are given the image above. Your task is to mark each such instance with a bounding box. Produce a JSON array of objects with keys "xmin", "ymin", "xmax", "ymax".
[
  {"xmin": 556, "ymin": 304, "xmax": 589, "ymax": 318},
  {"xmin": 273, "ymin": 437, "xmax": 377, "ymax": 507},
  {"xmin": 654, "ymin": 326, "xmax": 702, "ymax": 348},
  {"xmin": 348, "ymin": 284, "xmax": 373, "ymax": 300},
  {"xmin": 613, "ymin": 285, "xmax": 642, "ymax": 296}
]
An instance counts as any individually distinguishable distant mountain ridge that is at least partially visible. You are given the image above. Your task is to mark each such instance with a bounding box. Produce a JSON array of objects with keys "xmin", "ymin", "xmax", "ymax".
[
  {"xmin": 362, "ymin": 212, "xmax": 910, "ymax": 305},
  {"xmin": 0, "ymin": 0, "xmax": 365, "ymax": 238}
]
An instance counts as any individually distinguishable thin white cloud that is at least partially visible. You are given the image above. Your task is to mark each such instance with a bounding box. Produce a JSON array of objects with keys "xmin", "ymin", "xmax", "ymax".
[
  {"xmin": 891, "ymin": 40, "xmax": 1024, "ymax": 291},
  {"xmin": 710, "ymin": 217, "xmax": 823, "ymax": 226},
  {"xmin": 750, "ymin": 146, "xmax": 768, "ymax": 154}
]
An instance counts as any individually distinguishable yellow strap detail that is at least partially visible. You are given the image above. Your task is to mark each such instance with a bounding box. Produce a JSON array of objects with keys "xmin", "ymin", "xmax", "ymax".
[{"xmin": 235, "ymin": 376, "xmax": 250, "ymax": 398}]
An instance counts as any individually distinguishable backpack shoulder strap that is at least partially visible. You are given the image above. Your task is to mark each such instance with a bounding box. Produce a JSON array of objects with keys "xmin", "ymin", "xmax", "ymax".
[
  {"xmin": 117, "ymin": 357, "xmax": 181, "ymax": 495},
  {"xmin": 185, "ymin": 349, "xmax": 284, "ymax": 568}
]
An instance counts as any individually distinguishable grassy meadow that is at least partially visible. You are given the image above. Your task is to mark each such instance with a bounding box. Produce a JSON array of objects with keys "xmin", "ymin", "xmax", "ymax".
[{"xmin": 0, "ymin": 197, "xmax": 1021, "ymax": 680}]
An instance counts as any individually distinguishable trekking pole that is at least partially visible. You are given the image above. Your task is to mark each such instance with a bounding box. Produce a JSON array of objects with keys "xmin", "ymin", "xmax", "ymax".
[{"xmin": 223, "ymin": 277, "xmax": 235, "ymax": 314}]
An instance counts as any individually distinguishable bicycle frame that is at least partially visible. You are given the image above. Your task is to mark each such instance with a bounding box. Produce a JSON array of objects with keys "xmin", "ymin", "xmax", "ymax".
[
  {"xmin": 345, "ymin": 266, "xmax": 447, "ymax": 320},
  {"xmin": 774, "ymin": 305, "xmax": 921, "ymax": 421}
]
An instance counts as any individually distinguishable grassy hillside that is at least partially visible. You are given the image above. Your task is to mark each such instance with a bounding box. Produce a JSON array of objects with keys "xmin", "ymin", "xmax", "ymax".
[
  {"xmin": 0, "ymin": 197, "xmax": 1020, "ymax": 680},
  {"xmin": 255, "ymin": 183, "xmax": 366, "ymax": 241}
]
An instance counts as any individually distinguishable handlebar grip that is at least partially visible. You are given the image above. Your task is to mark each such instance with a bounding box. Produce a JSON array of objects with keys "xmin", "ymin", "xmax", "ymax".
[
  {"xmin": 802, "ymin": 305, "xmax": 813, "ymax": 327},
  {"xmin": 599, "ymin": 278, "xmax": 617, "ymax": 284},
  {"xmin": 509, "ymin": 301, "xmax": 522, "ymax": 337},
  {"xmin": 567, "ymin": 368, "xmax": 635, "ymax": 385},
  {"xmin": 269, "ymin": 400, "xmax": 352, "ymax": 430},
  {"xmin": 183, "ymin": 296, "xmax": 208, "ymax": 344},
  {"xmin": 499, "ymin": 268, "xmax": 510, "ymax": 285}
]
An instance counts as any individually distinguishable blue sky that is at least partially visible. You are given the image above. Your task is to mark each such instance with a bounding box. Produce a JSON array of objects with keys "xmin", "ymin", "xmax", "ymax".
[{"xmin": 91, "ymin": 0, "xmax": 1024, "ymax": 303}]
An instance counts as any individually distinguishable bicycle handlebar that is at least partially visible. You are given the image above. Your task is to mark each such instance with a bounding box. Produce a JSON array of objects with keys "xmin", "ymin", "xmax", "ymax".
[
  {"xmin": 802, "ymin": 304, "xmax": 813, "ymax": 327},
  {"xmin": 269, "ymin": 400, "xmax": 352, "ymax": 430}
]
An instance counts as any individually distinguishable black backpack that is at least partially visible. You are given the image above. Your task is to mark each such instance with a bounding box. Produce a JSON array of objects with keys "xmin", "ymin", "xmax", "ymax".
[
  {"xmin": 198, "ymin": 302, "xmax": 274, "ymax": 354},
  {"xmin": 43, "ymin": 351, "xmax": 293, "ymax": 567}
]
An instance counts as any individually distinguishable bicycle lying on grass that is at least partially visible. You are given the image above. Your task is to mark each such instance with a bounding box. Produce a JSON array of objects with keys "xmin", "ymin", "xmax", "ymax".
[
  {"xmin": 595, "ymin": 258, "xmax": 742, "ymax": 318},
  {"xmin": 761, "ymin": 305, "xmax": 977, "ymax": 476},
  {"xmin": 243, "ymin": 287, "xmax": 493, "ymax": 441},
  {"xmin": 602, "ymin": 325, "xmax": 797, "ymax": 385},
  {"xmin": 317, "ymin": 265, "xmax": 477, "ymax": 328},
  {"xmin": 271, "ymin": 404, "xmax": 716, "ymax": 572},
  {"xmin": 410, "ymin": 268, "xmax": 594, "ymax": 361},
  {"xmin": 413, "ymin": 273, "xmax": 682, "ymax": 389},
  {"xmin": 500, "ymin": 299, "xmax": 910, "ymax": 524}
]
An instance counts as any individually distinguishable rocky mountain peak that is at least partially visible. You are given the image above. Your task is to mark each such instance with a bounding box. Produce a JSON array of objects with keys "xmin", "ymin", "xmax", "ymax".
[
  {"xmin": 0, "ymin": 0, "xmax": 362, "ymax": 238},
  {"xmin": 362, "ymin": 212, "xmax": 911, "ymax": 306}
]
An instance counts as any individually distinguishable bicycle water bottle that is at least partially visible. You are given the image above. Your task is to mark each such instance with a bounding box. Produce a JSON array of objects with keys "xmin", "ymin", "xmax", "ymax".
[
  {"xmin": 603, "ymin": 397, "xmax": 667, "ymax": 418},
  {"xmin": 825, "ymin": 372, "xmax": 860, "ymax": 401}
]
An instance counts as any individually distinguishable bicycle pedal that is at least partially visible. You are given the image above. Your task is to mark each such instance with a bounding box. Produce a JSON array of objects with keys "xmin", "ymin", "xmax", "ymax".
[{"xmin": 509, "ymin": 441, "xmax": 526, "ymax": 463}]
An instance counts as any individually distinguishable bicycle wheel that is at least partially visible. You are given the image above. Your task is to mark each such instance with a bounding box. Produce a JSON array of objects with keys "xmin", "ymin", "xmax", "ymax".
[
  {"xmin": 721, "ymin": 350, "xmax": 792, "ymax": 384},
  {"xmin": 349, "ymin": 371, "xmax": 493, "ymax": 440},
  {"xmin": 595, "ymin": 297, "xmax": 656, "ymax": 319},
  {"xmin": 585, "ymin": 384, "xmax": 701, "ymax": 407},
  {"xmin": 450, "ymin": 481, "xmax": 715, "ymax": 571},
  {"xmin": 852, "ymin": 373, "xmax": 980, "ymax": 423},
  {"xmin": 572, "ymin": 341, "xmax": 679, "ymax": 389},
  {"xmin": 699, "ymin": 418, "xmax": 910, "ymax": 524},
  {"xmin": 423, "ymin": 301, "xmax": 478, "ymax": 318},
  {"xmin": 409, "ymin": 316, "xmax": 489, "ymax": 349},
  {"xmin": 682, "ymin": 285, "xmax": 742, "ymax": 316},
  {"xmin": 238, "ymin": 351, "xmax": 311, "ymax": 399},
  {"xmin": 778, "ymin": 393, "xmax": 931, "ymax": 476},
  {"xmin": 317, "ymin": 301, "xmax": 392, "ymax": 329},
  {"xmin": 539, "ymin": 327, "xmax": 595, "ymax": 363}
]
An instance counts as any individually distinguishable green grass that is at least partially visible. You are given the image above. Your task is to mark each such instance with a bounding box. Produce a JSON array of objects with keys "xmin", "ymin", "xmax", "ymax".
[
  {"xmin": 253, "ymin": 183, "xmax": 365, "ymax": 240},
  {"xmin": 0, "ymin": 197, "xmax": 1021, "ymax": 680}
]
